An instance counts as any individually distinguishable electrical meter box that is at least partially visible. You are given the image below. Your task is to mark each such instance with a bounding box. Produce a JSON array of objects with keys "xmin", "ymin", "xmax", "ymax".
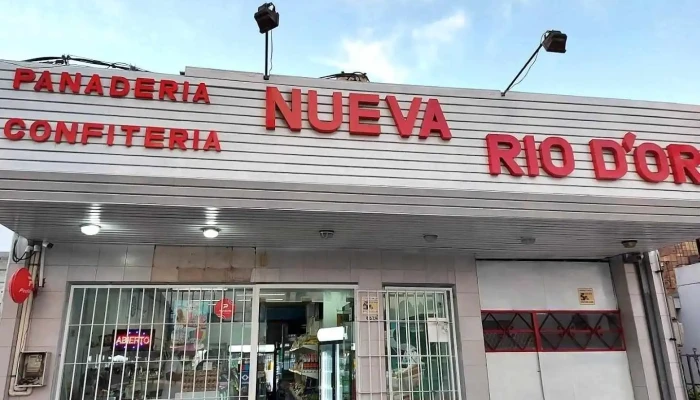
[{"xmin": 16, "ymin": 352, "xmax": 49, "ymax": 388}]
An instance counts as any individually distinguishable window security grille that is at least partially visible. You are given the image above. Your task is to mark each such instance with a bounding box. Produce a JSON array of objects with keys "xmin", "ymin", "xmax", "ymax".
[
  {"xmin": 57, "ymin": 286, "xmax": 253, "ymax": 400},
  {"xmin": 356, "ymin": 288, "xmax": 462, "ymax": 400}
]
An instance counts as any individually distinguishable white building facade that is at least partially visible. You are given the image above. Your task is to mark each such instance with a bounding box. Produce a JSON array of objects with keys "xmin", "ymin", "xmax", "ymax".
[{"xmin": 0, "ymin": 60, "xmax": 696, "ymax": 400}]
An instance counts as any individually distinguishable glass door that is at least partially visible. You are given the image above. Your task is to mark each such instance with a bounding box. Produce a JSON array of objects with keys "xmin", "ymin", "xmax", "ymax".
[{"xmin": 253, "ymin": 287, "xmax": 355, "ymax": 400}]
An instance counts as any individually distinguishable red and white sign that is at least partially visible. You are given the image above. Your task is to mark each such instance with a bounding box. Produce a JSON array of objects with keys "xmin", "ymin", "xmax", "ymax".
[
  {"xmin": 214, "ymin": 298, "xmax": 235, "ymax": 320},
  {"xmin": 114, "ymin": 333, "xmax": 151, "ymax": 347},
  {"xmin": 113, "ymin": 329, "xmax": 153, "ymax": 350},
  {"xmin": 265, "ymin": 86, "xmax": 452, "ymax": 140},
  {"xmin": 9, "ymin": 267, "xmax": 34, "ymax": 303},
  {"xmin": 12, "ymin": 68, "xmax": 211, "ymax": 103},
  {"xmin": 6, "ymin": 68, "xmax": 221, "ymax": 152},
  {"xmin": 6, "ymin": 67, "xmax": 700, "ymax": 185}
]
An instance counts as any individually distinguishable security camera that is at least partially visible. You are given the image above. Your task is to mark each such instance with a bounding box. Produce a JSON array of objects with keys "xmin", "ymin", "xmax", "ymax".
[
  {"xmin": 42, "ymin": 240, "xmax": 54, "ymax": 249},
  {"xmin": 623, "ymin": 252, "xmax": 643, "ymax": 264},
  {"xmin": 621, "ymin": 239, "xmax": 638, "ymax": 249}
]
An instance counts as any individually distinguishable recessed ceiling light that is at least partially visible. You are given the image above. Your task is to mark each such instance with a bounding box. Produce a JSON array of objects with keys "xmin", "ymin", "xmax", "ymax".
[
  {"xmin": 520, "ymin": 236, "xmax": 536, "ymax": 245},
  {"xmin": 319, "ymin": 230, "xmax": 335, "ymax": 239},
  {"xmin": 621, "ymin": 239, "xmax": 638, "ymax": 249},
  {"xmin": 80, "ymin": 223, "xmax": 101, "ymax": 236},
  {"xmin": 202, "ymin": 227, "xmax": 220, "ymax": 238},
  {"xmin": 423, "ymin": 234, "xmax": 438, "ymax": 243}
]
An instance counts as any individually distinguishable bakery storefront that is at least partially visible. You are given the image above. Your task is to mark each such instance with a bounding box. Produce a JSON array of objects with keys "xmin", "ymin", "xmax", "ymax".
[{"xmin": 0, "ymin": 60, "xmax": 698, "ymax": 400}]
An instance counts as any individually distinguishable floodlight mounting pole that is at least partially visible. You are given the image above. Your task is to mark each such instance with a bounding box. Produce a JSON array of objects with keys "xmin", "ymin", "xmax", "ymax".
[
  {"xmin": 264, "ymin": 31, "xmax": 270, "ymax": 80},
  {"xmin": 501, "ymin": 37, "xmax": 547, "ymax": 97}
]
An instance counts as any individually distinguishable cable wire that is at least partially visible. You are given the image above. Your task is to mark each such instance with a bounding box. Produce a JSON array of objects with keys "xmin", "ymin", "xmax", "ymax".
[
  {"xmin": 269, "ymin": 30, "xmax": 274, "ymax": 76},
  {"xmin": 11, "ymin": 236, "xmax": 32, "ymax": 263},
  {"xmin": 319, "ymin": 71, "xmax": 370, "ymax": 82},
  {"xmin": 509, "ymin": 32, "xmax": 548, "ymax": 91},
  {"xmin": 21, "ymin": 54, "xmax": 148, "ymax": 71}
]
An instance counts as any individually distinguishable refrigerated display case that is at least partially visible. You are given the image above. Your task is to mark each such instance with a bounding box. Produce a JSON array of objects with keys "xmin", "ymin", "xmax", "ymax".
[{"xmin": 317, "ymin": 328, "xmax": 353, "ymax": 400}]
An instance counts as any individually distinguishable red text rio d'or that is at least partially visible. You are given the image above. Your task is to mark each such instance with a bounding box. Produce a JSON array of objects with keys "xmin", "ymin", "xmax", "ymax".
[
  {"xmin": 487, "ymin": 132, "xmax": 700, "ymax": 185},
  {"xmin": 5, "ymin": 68, "xmax": 221, "ymax": 151}
]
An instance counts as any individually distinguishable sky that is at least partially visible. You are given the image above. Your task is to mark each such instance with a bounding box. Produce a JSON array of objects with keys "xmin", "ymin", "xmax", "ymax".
[
  {"xmin": 3, "ymin": 0, "xmax": 700, "ymax": 104},
  {"xmin": 1, "ymin": 0, "xmax": 700, "ymax": 251}
]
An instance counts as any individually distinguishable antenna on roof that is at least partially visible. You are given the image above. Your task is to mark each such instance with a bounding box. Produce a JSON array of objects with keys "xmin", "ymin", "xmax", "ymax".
[
  {"xmin": 22, "ymin": 55, "xmax": 148, "ymax": 72},
  {"xmin": 320, "ymin": 71, "xmax": 370, "ymax": 82}
]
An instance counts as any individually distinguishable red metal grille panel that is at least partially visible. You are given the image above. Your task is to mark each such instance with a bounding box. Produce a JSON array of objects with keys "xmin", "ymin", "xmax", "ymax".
[{"xmin": 481, "ymin": 310, "xmax": 625, "ymax": 353}]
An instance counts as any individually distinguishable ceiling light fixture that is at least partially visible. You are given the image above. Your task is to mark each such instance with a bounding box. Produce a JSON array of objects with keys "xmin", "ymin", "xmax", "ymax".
[
  {"xmin": 80, "ymin": 223, "xmax": 101, "ymax": 236},
  {"xmin": 520, "ymin": 236, "xmax": 536, "ymax": 245},
  {"xmin": 423, "ymin": 234, "xmax": 438, "ymax": 243},
  {"xmin": 319, "ymin": 230, "xmax": 335, "ymax": 239},
  {"xmin": 202, "ymin": 227, "xmax": 220, "ymax": 238},
  {"xmin": 621, "ymin": 239, "xmax": 638, "ymax": 249}
]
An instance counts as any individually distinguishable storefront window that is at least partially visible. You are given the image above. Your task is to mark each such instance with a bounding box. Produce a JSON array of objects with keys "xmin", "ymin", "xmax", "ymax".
[
  {"xmin": 383, "ymin": 289, "xmax": 459, "ymax": 400},
  {"xmin": 58, "ymin": 286, "xmax": 253, "ymax": 400}
]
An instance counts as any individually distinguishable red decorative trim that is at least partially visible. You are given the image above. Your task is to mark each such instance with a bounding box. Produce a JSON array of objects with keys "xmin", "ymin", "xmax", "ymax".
[{"xmin": 481, "ymin": 310, "xmax": 626, "ymax": 353}]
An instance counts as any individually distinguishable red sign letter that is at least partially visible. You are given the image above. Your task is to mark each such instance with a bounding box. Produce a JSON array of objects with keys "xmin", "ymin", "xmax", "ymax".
[
  {"xmin": 34, "ymin": 71, "xmax": 55, "ymax": 92},
  {"xmin": 3, "ymin": 118, "xmax": 26, "ymax": 140},
  {"xmin": 633, "ymin": 143, "xmax": 670, "ymax": 183},
  {"xmin": 539, "ymin": 137, "xmax": 575, "ymax": 178},
  {"xmin": 589, "ymin": 139, "xmax": 628, "ymax": 180},
  {"xmin": 666, "ymin": 144, "xmax": 700, "ymax": 184},
  {"xmin": 192, "ymin": 83, "xmax": 211, "ymax": 104},
  {"xmin": 308, "ymin": 90, "xmax": 342, "ymax": 133},
  {"xmin": 59, "ymin": 72, "xmax": 82, "ymax": 94},
  {"xmin": 386, "ymin": 95, "xmax": 421, "ymax": 138},
  {"xmin": 266, "ymin": 87, "xmax": 302, "ymax": 131},
  {"xmin": 349, "ymin": 93, "xmax": 381, "ymax": 136},
  {"xmin": 29, "ymin": 120, "xmax": 52, "ymax": 142},
  {"xmin": 12, "ymin": 68, "xmax": 36, "ymax": 90},
  {"xmin": 485, "ymin": 134, "xmax": 523, "ymax": 176},
  {"xmin": 203, "ymin": 131, "xmax": 221, "ymax": 152},
  {"xmin": 134, "ymin": 78, "xmax": 155, "ymax": 99},
  {"xmin": 419, "ymin": 99, "xmax": 451, "ymax": 140},
  {"xmin": 110, "ymin": 76, "xmax": 130, "ymax": 97},
  {"xmin": 84, "ymin": 74, "xmax": 104, "ymax": 96},
  {"xmin": 145, "ymin": 127, "xmax": 165, "ymax": 148},
  {"xmin": 81, "ymin": 123, "xmax": 104, "ymax": 144}
]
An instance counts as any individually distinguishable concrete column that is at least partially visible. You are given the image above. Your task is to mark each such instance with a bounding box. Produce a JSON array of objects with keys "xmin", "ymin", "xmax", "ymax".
[{"xmin": 610, "ymin": 255, "xmax": 662, "ymax": 400}]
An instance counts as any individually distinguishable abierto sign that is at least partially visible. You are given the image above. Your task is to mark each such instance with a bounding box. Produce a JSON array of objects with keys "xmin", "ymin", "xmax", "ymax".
[{"xmin": 113, "ymin": 329, "xmax": 154, "ymax": 351}]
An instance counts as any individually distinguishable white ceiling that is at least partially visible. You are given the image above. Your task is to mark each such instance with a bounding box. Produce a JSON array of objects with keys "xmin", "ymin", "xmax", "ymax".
[{"xmin": 0, "ymin": 200, "xmax": 697, "ymax": 259}]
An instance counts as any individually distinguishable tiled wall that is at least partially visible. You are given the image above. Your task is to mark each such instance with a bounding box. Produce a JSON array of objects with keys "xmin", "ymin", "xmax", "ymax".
[{"xmin": 0, "ymin": 244, "xmax": 487, "ymax": 400}]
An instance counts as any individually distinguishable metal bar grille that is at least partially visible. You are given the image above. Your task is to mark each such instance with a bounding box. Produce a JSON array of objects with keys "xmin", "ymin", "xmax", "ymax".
[
  {"xmin": 357, "ymin": 288, "xmax": 461, "ymax": 400},
  {"xmin": 480, "ymin": 310, "xmax": 626, "ymax": 352},
  {"xmin": 56, "ymin": 285, "xmax": 253, "ymax": 400}
]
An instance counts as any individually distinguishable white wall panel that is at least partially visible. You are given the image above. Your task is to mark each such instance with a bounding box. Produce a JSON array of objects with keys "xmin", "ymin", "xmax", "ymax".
[
  {"xmin": 478, "ymin": 261, "xmax": 617, "ymax": 310},
  {"xmin": 485, "ymin": 353, "xmax": 544, "ymax": 400},
  {"xmin": 539, "ymin": 352, "xmax": 635, "ymax": 400}
]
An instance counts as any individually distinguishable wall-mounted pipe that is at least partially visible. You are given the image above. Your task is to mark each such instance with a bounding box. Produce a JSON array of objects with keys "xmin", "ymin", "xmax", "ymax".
[{"xmin": 8, "ymin": 237, "xmax": 41, "ymax": 397}]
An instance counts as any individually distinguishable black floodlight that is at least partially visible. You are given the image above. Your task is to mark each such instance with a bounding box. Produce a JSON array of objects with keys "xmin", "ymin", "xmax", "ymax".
[
  {"xmin": 254, "ymin": 3, "xmax": 279, "ymax": 80},
  {"xmin": 501, "ymin": 29, "xmax": 568, "ymax": 96},
  {"xmin": 254, "ymin": 3, "xmax": 279, "ymax": 34},
  {"xmin": 543, "ymin": 30, "xmax": 567, "ymax": 53}
]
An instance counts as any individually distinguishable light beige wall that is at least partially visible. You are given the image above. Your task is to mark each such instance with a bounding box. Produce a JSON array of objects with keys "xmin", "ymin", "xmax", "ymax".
[{"xmin": 0, "ymin": 244, "xmax": 486, "ymax": 400}]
